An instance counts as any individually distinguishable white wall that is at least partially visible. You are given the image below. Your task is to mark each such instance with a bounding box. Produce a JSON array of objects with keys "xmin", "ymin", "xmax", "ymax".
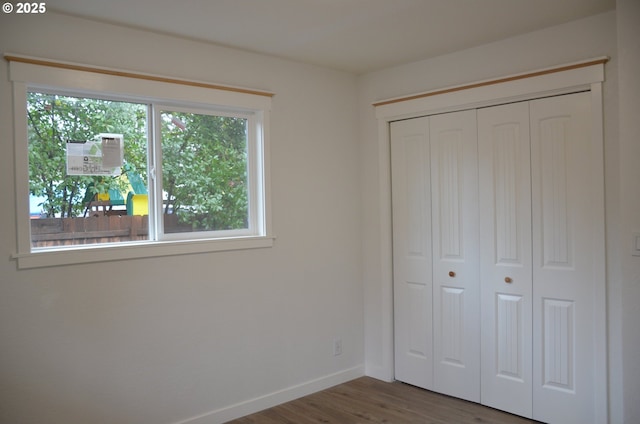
[
  {"xmin": 616, "ymin": 1, "xmax": 640, "ymax": 423},
  {"xmin": 357, "ymin": 10, "xmax": 629, "ymax": 423},
  {"xmin": 0, "ymin": 11, "xmax": 363, "ymax": 424},
  {"xmin": 2, "ymin": 6, "xmax": 637, "ymax": 424}
]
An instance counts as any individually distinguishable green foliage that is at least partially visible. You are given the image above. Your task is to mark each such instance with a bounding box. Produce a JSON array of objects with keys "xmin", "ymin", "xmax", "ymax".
[
  {"xmin": 27, "ymin": 92, "xmax": 148, "ymax": 217},
  {"xmin": 160, "ymin": 111, "xmax": 249, "ymax": 231}
]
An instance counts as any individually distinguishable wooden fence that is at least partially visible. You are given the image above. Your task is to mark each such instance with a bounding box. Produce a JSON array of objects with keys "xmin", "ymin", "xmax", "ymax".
[{"xmin": 30, "ymin": 215, "xmax": 181, "ymax": 247}]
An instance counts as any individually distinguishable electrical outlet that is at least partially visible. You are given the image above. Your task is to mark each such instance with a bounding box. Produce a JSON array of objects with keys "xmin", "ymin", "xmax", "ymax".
[{"xmin": 333, "ymin": 338, "xmax": 342, "ymax": 356}]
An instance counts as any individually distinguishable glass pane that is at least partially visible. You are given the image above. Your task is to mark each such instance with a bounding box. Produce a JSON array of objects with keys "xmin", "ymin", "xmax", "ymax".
[
  {"xmin": 28, "ymin": 92, "xmax": 149, "ymax": 248},
  {"xmin": 160, "ymin": 110, "xmax": 249, "ymax": 233}
]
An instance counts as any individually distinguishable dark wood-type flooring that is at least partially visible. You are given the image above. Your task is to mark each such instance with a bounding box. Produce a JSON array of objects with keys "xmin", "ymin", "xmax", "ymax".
[{"xmin": 227, "ymin": 376, "xmax": 539, "ymax": 423}]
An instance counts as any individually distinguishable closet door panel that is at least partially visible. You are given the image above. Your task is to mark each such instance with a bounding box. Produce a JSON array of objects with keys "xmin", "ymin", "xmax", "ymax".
[
  {"xmin": 430, "ymin": 110, "xmax": 480, "ymax": 402},
  {"xmin": 391, "ymin": 117, "xmax": 433, "ymax": 390},
  {"xmin": 478, "ymin": 102, "xmax": 533, "ymax": 418},
  {"xmin": 530, "ymin": 92, "xmax": 597, "ymax": 424}
]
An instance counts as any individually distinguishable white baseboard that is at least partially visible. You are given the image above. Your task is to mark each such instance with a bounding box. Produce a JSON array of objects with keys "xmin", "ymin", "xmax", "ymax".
[{"xmin": 175, "ymin": 365, "xmax": 365, "ymax": 424}]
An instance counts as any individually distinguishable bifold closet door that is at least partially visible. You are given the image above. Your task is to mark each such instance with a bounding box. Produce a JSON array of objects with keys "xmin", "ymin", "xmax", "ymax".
[
  {"xmin": 530, "ymin": 92, "xmax": 599, "ymax": 424},
  {"xmin": 479, "ymin": 92, "xmax": 601, "ymax": 423},
  {"xmin": 429, "ymin": 110, "xmax": 480, "ymax": 403},
  {"xmin": 391, "ymin": 116, "xmax": 433, "ymax": 390},
  {"xmin": 393, "ymin": 91, "xmax": 602, "ymax": 423},
  {"xmin": 478, "ymin": 101, "xmax": 533, "ymax": 418},
  {"xmin": 391, "ymin": 110, "xmax": 480, "ymax": 402}
]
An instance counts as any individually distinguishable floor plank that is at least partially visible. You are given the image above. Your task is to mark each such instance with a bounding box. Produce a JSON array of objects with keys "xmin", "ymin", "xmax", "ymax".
[{"xmin": 227, "ymin": 377, "xmax": 539, "ymax": 423}]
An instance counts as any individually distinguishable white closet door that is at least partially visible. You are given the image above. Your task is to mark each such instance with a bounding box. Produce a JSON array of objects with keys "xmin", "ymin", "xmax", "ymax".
[
  {"xmin": 430, "ymin": 110, "xmax": 480, "ymax": 402},
  {"xmin": 530, "ymin": 92, "xmax": 598, "ymax": 424},
  {"xmin": 478, "ymin": 102, "xmax": 533, "ymax": 418},
  {"xmin": 391, "ymin": 117, "xmax": 433, "ymax": 390}
]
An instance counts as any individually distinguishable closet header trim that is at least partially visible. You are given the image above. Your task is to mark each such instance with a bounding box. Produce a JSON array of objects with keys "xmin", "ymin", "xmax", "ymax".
[{"xmin": 372, "ymin": 57, "xmax": 608, "ymax": 107}]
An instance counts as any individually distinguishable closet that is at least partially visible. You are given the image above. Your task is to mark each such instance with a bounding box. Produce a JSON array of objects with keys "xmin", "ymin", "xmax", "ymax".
[{"xmin": 391, "ymin": 91, "xmax": 603, "ymax": 424}]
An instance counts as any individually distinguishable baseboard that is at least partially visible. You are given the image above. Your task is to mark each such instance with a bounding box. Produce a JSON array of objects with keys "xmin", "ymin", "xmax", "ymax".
[{"xmin": 175, "ymin": 365, "xmax": 365, "ymax": 424}]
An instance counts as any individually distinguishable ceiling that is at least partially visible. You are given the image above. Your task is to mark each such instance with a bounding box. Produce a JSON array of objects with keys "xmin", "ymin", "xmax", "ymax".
[{"xmin": 48, "ymin": 0, "xmax": 615, "ymax": 74}]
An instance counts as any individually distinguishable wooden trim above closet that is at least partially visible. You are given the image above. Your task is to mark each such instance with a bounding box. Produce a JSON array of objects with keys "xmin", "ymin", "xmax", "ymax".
[
  {"xmin": 4, "ymin": 53, "xmax": 275, "ymax": 98},
  {"xmin": 373, "ymin": 57, "xmax": 608, "ymax": 107}
]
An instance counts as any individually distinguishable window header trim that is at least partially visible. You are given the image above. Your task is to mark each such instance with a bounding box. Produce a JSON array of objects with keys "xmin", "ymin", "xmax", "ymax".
[{"xmin": 5, "ymin": 53, "xmax": 275, "ymax": 98}]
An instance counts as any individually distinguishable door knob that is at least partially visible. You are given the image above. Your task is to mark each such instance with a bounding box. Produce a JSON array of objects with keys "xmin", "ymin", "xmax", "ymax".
[
  {"xmin": 448, "ymin": 271, "xmax": 456, "ymax": 277},
  {"xmin": 505, "ymin": 277, "xmax": 513, "ymax": 283}
]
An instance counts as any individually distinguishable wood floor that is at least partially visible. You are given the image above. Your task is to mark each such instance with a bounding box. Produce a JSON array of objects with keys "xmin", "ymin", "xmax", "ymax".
[{"xmin": 227, "ymin": 377, "xmax": 539, "ymax": 423}]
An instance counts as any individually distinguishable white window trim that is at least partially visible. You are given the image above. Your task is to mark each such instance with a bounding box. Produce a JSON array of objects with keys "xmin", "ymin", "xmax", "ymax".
[
  {"xmin": 152, "ymin": 104, "xmax": 262, "ymax": 241},
  {"xmin": 9, "ymin": 55, "xmax": 274, "ymax": 269}
]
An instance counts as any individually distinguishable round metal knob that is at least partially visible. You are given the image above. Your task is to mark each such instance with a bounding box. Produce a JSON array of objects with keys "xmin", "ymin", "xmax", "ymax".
[
  {"xmin": 448, "ymin": 271, "xmax": 456, "ymax": 278},
  {"xmin": 505, "ymin": 277, "xmax": 513, "ymax": 283}
]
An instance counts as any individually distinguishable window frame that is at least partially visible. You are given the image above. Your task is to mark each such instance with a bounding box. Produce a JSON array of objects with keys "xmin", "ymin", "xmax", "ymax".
[
  {"xmin": 9, "ymin": 56, "xmax": 274, "ymax": 269},
  {"xmin": 152, "ymin": 104, "xmax": 262, "ymax": 241}
]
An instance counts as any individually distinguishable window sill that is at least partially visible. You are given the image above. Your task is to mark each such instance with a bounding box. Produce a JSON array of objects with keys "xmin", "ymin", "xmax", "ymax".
[{"xmin": 12, "ymin": 236, "xmax": 275, "ymax": 269}]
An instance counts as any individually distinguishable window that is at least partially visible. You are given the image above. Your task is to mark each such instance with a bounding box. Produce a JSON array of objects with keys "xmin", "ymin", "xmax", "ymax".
[
  {"xmin": 157, "ymin": 108, "xmax": 255, "ymax": 238},
  {"xmin": 9, "ymin": 55, "xmax": 273, "ymax": 268},
  {"xmin": 28, "ymin": 92, "xmax": 150, "ymax": 247}
]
